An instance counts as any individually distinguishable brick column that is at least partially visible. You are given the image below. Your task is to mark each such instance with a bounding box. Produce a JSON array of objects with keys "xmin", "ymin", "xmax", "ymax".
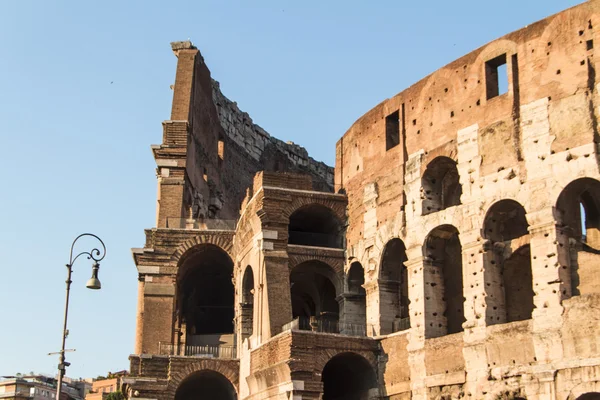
[
  {"xmin": 140, "ymin": 277, "xmax": 176, "ymax": 355},
  {"xmin": 261, "ymin": 251, "xmax": 293, "ymax": 339}
]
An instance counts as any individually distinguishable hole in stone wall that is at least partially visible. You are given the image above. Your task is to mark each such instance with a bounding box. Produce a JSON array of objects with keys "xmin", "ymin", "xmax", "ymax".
[
  {"xmin": 485, "ymin": 54, "xmax": 508, "ymax": 99},
  {"xmin": 218, "ymin": 138, "xmax": 225, "ymax": 167},
  {"xmin": 587, "ymin": 39, "xmax": 594, "ymax": 50}
]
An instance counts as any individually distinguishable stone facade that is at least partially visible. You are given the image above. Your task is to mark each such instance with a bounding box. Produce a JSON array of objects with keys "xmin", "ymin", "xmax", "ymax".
[{"xmin": 127, "ymin": 2, "xmax": 600, "ymax": 399}]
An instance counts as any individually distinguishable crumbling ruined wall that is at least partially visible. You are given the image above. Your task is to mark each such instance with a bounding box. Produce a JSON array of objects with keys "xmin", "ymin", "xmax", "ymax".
[
  {"xmin": 157, "ymin": 41, "xmax": 333, "ymax": 225},
  {"xmin": 133, "ymin": 2, "xmax": 600, "ymax": 400}
]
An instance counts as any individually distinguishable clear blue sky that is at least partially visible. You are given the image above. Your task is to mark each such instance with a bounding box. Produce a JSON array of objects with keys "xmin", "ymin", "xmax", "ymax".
[{"xmin": 0, "ymin": 0, "xmax": 582, "ymax": 379}]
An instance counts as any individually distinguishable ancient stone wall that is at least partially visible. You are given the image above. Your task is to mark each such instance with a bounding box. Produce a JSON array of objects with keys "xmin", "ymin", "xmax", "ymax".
[
  {"xmin": 332, "ymin": 0, "xmax": 600, "ymax": 399},
  {"xmin": 131, "ymin": 2, "xmax": 600, "ymax": 400}
]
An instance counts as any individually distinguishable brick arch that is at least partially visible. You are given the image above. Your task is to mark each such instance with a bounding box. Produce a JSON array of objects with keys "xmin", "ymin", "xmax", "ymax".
[
  {"xmin": 166, "ymin": 359, "xmax": 239, "ymax": 398},
  {"xmin": 289, "ymin": 256, "xmax": 343, "ymax": 296},
  {"xmin": 303, "ymin": 349, "xmax": 378, "ymax": 378},
  {"xmin": 171, "ymin": 234, "xmax": 234, "ymax": 265},
  {"xmin": 288, "ymin": 254, "xmax": 344, "ymax": 276},
  {"xmin": 475, "ymin": 38, "xmax": 518, "ymax": 67},
  {"xmin": 281, "ymin": 197, "xmax": 346, "ymax": 224}
]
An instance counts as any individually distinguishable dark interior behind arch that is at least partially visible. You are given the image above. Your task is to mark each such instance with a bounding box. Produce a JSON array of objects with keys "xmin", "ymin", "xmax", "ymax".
[{"xmin": 288, "ymin": 204, "xmax": 343, "ymax": 248}]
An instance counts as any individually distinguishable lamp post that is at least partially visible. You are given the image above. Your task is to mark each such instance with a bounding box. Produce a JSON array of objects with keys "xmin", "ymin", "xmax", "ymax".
[{"xmin": 55, "ymin": 233, "xmax": 106, "ymax": 400}]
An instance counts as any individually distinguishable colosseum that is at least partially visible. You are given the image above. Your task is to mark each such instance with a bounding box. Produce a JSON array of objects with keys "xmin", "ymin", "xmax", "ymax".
[{"xmin": 125, "ymin": 1, "xmax": 600, "ymax": 399}]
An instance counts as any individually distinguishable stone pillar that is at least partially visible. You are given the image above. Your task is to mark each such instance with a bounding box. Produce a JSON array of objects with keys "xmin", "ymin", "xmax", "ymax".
[
  {"xmin": 528, "ymin": 209, "xmax": 571, "ymax": 363},
  {"xmin": 405, "ymin": 250, "xmax": 428, "ymax": 400},
  {"xmin": 460, "ymin": 237, "xmax": 492, "ymax": 398},
  {"xmin": 461, "ymin": 239, "xmax": 497, "ymax": 328},
  {"xmin": 404, "ymin": 252, "xmax": 426, "ymax": 337},
  {"xmin": 364, "ymin": 280, "xmax": 380, "ymax": 336}
]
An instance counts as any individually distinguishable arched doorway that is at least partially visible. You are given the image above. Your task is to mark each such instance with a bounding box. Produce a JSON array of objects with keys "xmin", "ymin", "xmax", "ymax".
[
  {"xmin": 556, "ymin": 178, "xmax": 600, "ymax": 296},
  {"xmin": 423, "ymin": 225, "xmax": 464, "ymax": 337},
  {"xmin": 174, "ymin": 370, "xmax": 236, "ymax": 400},
  {"xmin": 176, "ymin": 245, "xmax": 235, "ymax": 355},
  {"xmin": 321, "ymin": 352, "xmax": 378, "ymax": 400},
  {"xmin": 422, "ymin": 156, "xmax": 462, "ymax": 215},
  {"xmin": 240, "ymin": 266, "xmax": 254, "ymax": 341},
  {"xmin": 379, "ymin": 238, "xmax": 410, "ymax": 334},
  {"xmin": 483, "ymin": 199, "xmax": 533, "ymax": 324},
  {"xmin": 290, "ymin": 261, "xmax": 340, "ymax": 333},
  {"xmin": 288, "ymin": 204, "xmax": 343, "ymax": 248}
]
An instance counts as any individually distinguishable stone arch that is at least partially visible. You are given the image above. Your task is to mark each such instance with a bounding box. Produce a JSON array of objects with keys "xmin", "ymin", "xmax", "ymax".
[
  {"xmin": 172, "ymin": 234, "xmax": 234, "ymax": 265},
  {"xmin": 556, "ymin": 177, "xmax": 600, "ymax": 296},
  {"xmin": 379, "ymin": 238, "xmax": 410, "ymax": 335},
  {"xmin": 167, "ymin": 360, "xmax": 239, "ymax": 400},
  {"xmin": 288, "ymin": 254, "xmax": 344, "ymax": 283},
  {"xmin": 421, "ymin": 156, "xmax": 462, "ymax": 215},
  {"xmin": 175, "ymin": 243, "xmax": 235, "ymax": 346},
  {"xmin": 343, "ymin": 262, "xmax": 367, "ymax": 331},
  {"xmin": 290, "ymin": 260, "xmax": 341, "ymax": 332},
  {"xmin": 482, "ymin": 199, "xmax": 533, "ymax": 325},
  {"xmin": 423, "ymin": 224, "xmax": 464, "ymax": 337},
  {"xmin": 320, "ymin": 352, "xmax": 378, "ymax": 400},
  {"xmin": 575, "ymin": 394, "xmax": 600, "ymax": 400},
  {"xmin": 282, "ymin": 197, "xmax": 346, "ymax": 224},
  {"xmin": 287, "ymin": 203, "xmax": 344, "ymax": 248},
  {"xmin": 567, "ymin": 380, "xmax": 600, "ymax": 400}
]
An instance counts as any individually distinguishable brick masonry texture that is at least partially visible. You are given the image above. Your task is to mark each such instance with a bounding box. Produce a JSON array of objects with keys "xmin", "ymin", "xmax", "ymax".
[{"xmin": 128, "ymin": 2, "xmax": 600, "ymax": 400}]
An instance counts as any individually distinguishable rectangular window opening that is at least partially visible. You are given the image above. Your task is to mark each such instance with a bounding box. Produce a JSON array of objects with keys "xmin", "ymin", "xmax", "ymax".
[
  {"xmin": 386, "ymin": 110, "xmax": 400, "ymax": 151},
  {"xmin": 485, "ymin": 54, "xmax": 508, "ymax": 99},
  {"xmin": 218, "ymin": 138, "xmax": 225, "ymax": 167}
]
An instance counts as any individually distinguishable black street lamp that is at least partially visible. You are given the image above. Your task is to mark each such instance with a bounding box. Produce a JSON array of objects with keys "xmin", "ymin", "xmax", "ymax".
[{"xmin": 55, "ymin": 234, "xmax": 106, "ymax": 400}]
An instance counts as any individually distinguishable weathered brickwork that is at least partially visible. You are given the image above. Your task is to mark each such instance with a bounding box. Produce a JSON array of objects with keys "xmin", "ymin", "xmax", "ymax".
[{"xmin": 128, "ymin": 2, "xmax": 600, "ymax": 400}]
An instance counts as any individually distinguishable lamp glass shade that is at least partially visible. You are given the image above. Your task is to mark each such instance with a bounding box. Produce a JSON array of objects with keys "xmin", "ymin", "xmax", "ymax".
[{"xmin": 86, "ymin": 262, "xmax": 102, "ymax": 290}]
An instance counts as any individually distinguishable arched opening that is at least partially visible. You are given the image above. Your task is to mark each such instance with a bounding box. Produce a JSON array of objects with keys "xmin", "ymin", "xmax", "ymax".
[
  {"xmin": 557, "ymin": 178, "xmax": 600, "ymax": 296},
  {"xmin": 576, "ymin": 393, "xmax": 600, "ymax": 400},
  {"xmin": 176, "ymin": 245, "xmax": 235, "ymax": 355},
  {"xmin": 321, "ymin": 352, "xmax": 378, "ymax": 400},
  {"xmin": 422, "ymin": 156, "xmax": 462, "ymax": 215},
  {"xmin": 240, "ymin": 266, "xmax": 254, "ymax": 341},
  {"xmin": 174, "ymin": 370, "xmax": 236, "ymax": 400},
  {"xmin": 379, "ymin": 239, "xmax": 410, "ymax": 334},
  {"xmin": 423, "ymin": 225, "xmax": 464, "ymax": 337},
  {"xmin": 348, "ymin": 262, "xmax": 366, "ymax": 294},
  {"xmin": 344, "ymin": 262, "xmax": 367, "ymax": 333},
  {"xmin": 288, "ymin": 204, "xmax": 343, "ymax": 248},
  {"xmin": 290, "ymin": 261, "xmax": 340, "ymax": 333},
  {"xmin": 483, "ymin": 200, "xmax": 533, "ymax": 325}
]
